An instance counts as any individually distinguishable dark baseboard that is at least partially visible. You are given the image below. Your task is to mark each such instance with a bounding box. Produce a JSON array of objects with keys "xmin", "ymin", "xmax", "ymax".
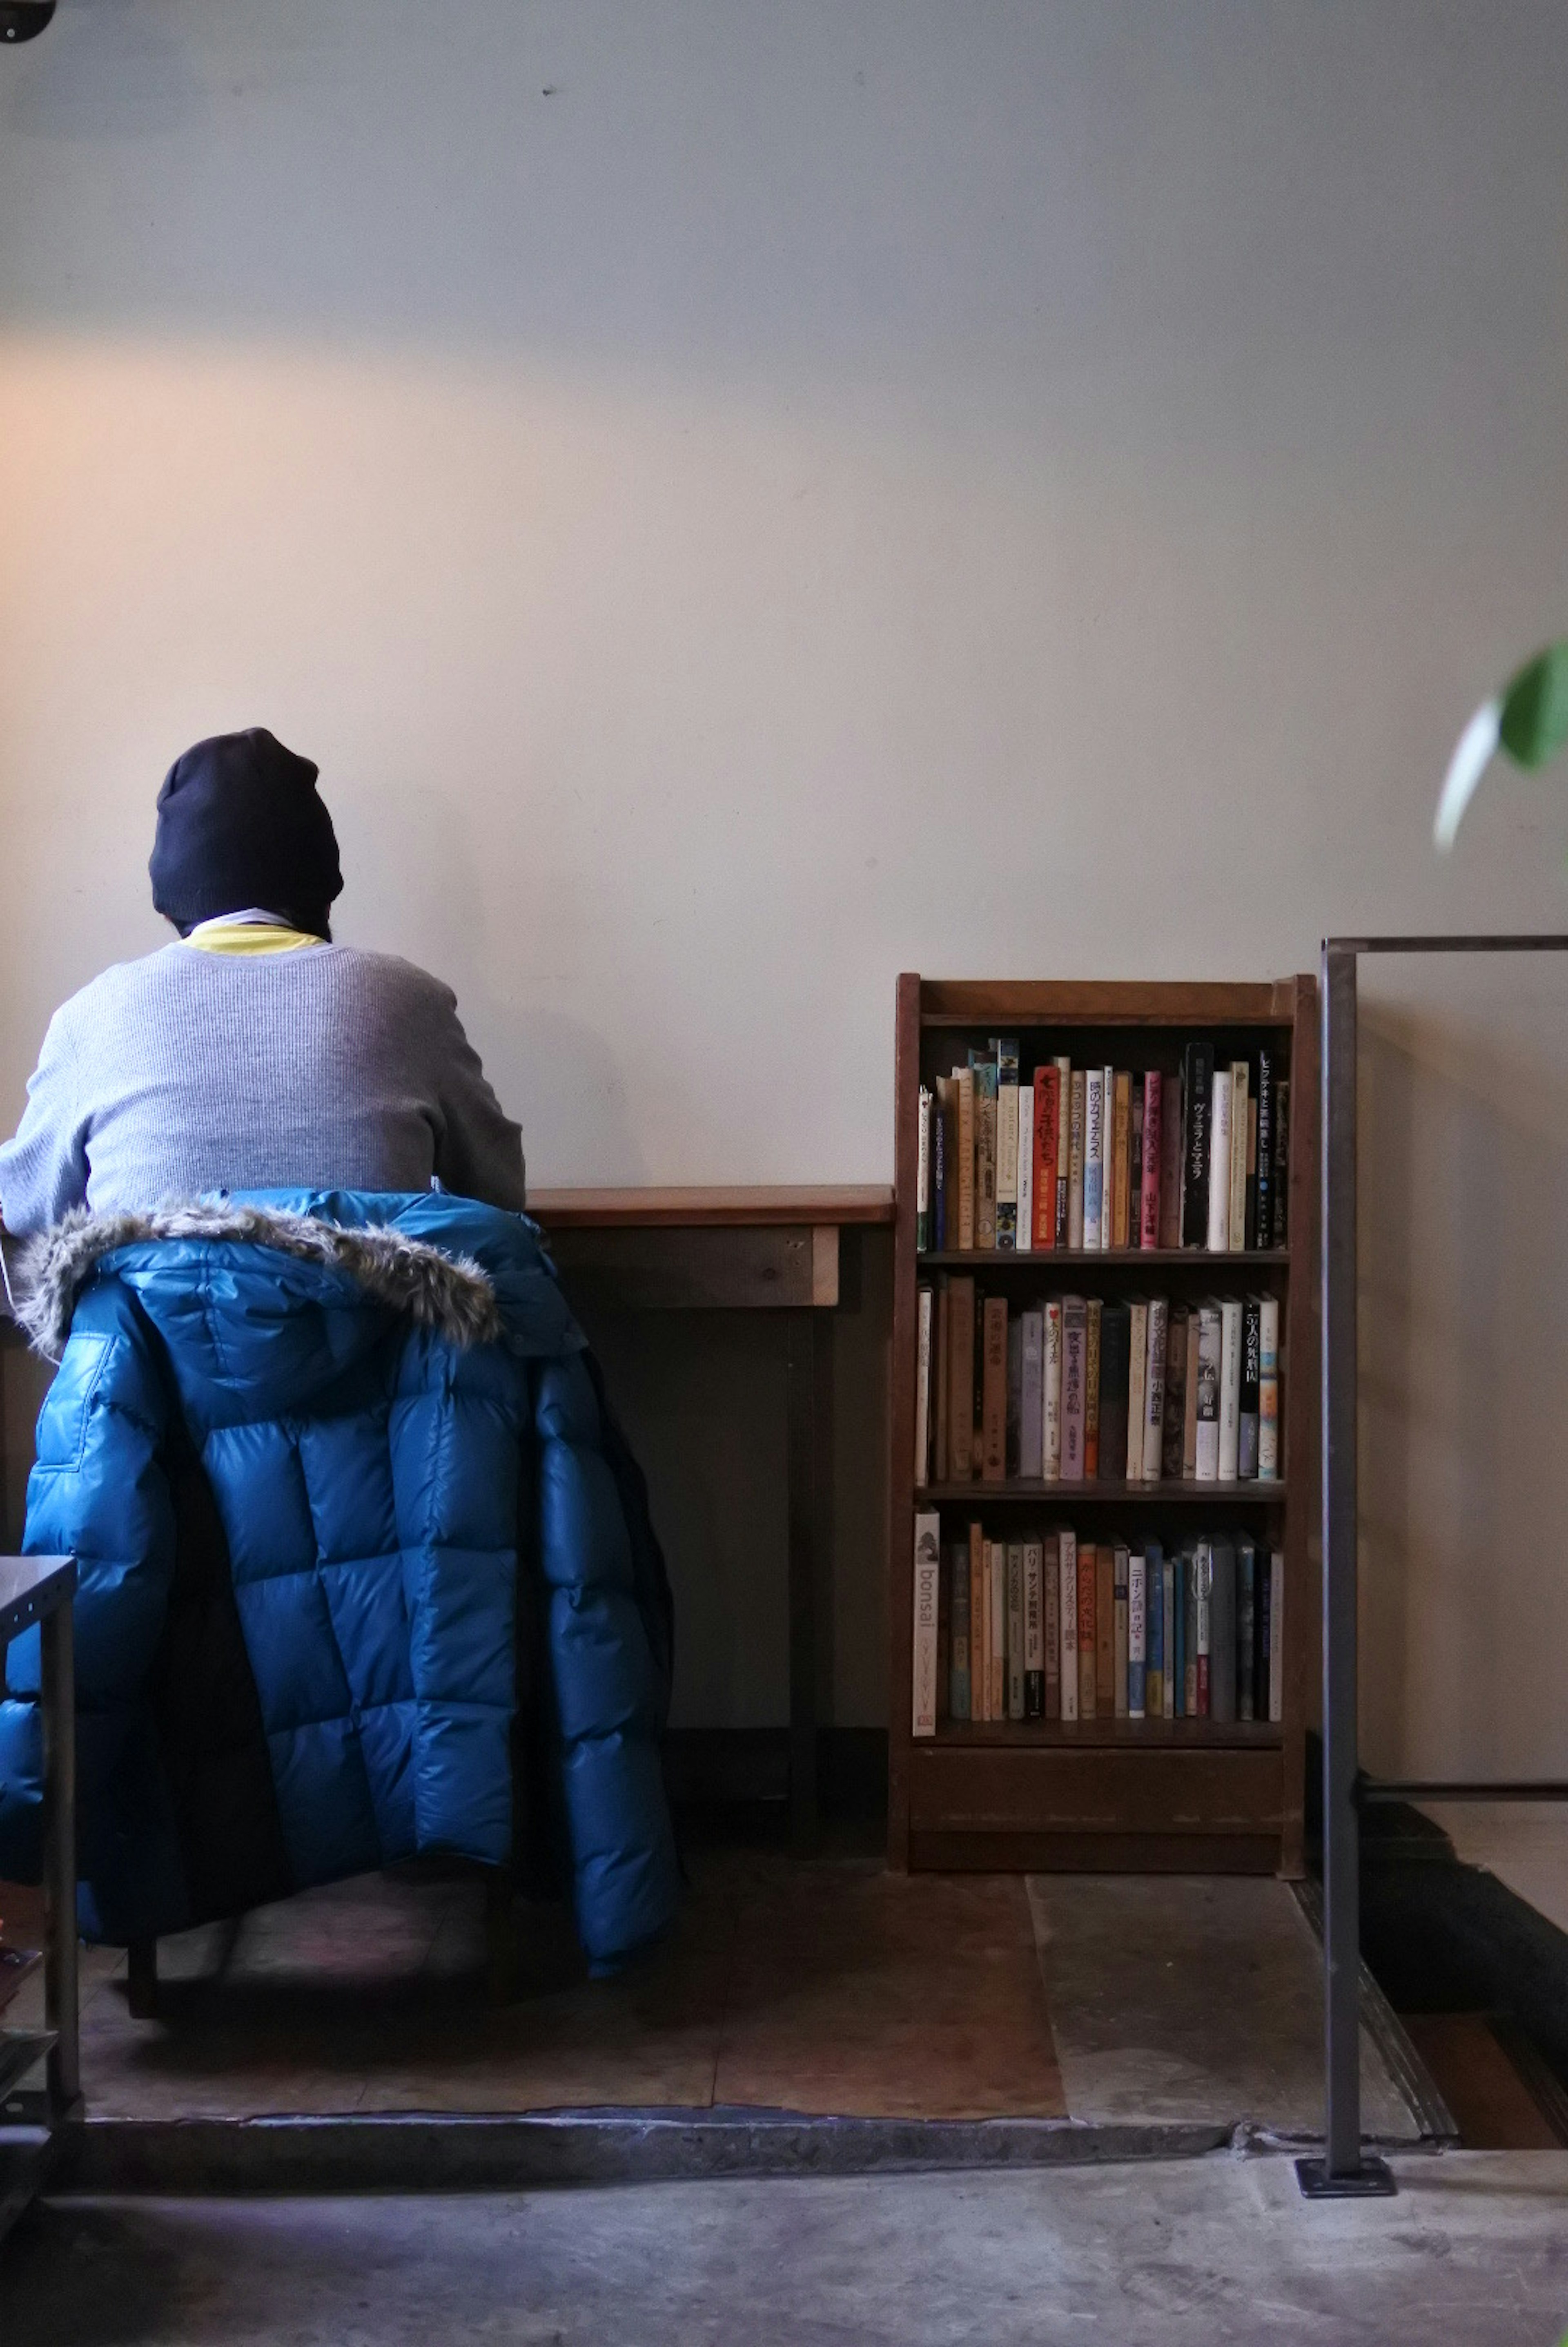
[{"xmin": 665, "ymin": 1727, "xmax": 887, "ymax": 1823}]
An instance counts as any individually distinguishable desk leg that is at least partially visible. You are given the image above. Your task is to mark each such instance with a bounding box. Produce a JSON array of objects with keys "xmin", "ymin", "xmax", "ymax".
[
  {"xmin": 41, "ymin": 1600, "xmax": 79, "ymax": 2114},
  {"xmin": 786, "ymin": 1311, "xmax": 834, "ymax": 1854}
]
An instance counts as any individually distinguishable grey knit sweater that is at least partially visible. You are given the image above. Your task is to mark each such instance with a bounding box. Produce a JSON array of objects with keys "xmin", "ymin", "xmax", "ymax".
[{"xmin": 0, "ymin": 942, "xmax": 526, "ymax": 1236}]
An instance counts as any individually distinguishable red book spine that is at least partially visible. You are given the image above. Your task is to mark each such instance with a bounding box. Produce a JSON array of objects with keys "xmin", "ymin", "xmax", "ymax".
[
  {"xmin": 1033, "ymin": 1067, "xmax": 1060, "ymax": 1247},
  {"xmin": 1139, "ymin": 1071, "xmax": 1163, "ymax": 1249}
]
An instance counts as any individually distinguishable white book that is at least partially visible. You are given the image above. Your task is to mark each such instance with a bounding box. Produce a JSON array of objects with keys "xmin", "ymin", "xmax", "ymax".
[
  {"xmin": 1016, "ymin": 1082, "xmax": 1035, "ymax": 1256},
  {"xmin": 1007, "ymin": 1542, "xmax": 1025, "ymax": 1720},
  {"xmin": 1043, "ymin": 1299, "xmax": 1063, "ymax": 1480},
  {"xmin": 1019, "ymin": 1309, "xmax": 1045, "ymax": 1479},
  {"xmin": 1228, "ymin": 1061, "xmax": 1249, "ymax": 1250},
  {"xmin": 1126, "ymin": 1298, "xmax": 1149, "ymax": 1483},
  {"xmin": 1101, "ymin": 1065, "xmax": 1115, "ymax": 1249},
  {"xmin": 1143, "ymin": 1296, "xmax": 1168, "ymax": 1485},
  {"xmin": 1207, "ymin": 1071, "xmax": 1233, "ymax": 1251},
  {"xmin": 997, "ymin": 1078, "xmax": 1020, "ymax": 1242},
  {"xmin": 1194, "ymin": 1302, "xmax": 1222, "ymax": 1481},
  {"xmin": 1269, "ymin": 1550, "xmax": 1284, "ymax": 1722},
  {"xmin": 1060, "ymin": 1530, "xmax": 1079, "ymax": 1722},
  {"xmin": 989, "ymin": 1540, "xmax": 1007, "ymax": 1722},
  {"xmin": 1128, "ymin": 1552, "xmax": 1147, "ymax": 1720},
  {"xmin": 912, "ymin": 1511, "xmax": 941, "ymax": 1736},
  {"xmin": 1067, "ymin": 1072, "xmax": 1086, "ymax": 1249},
  {"xmin": 914, "ymin": 1287, "xmax": 933, "ymax": 1487},
  {"xmin": 1082, "ymin": 1069, "xmax": 1105, "ymax": 1250},
  {"xmin": 1113, "ymin": 1543, "xmax": 1129, "ymax": 1718},
  {"xmin": 1218, "ymin": 1297, "xmax": 1243, "ymax": 1481}
]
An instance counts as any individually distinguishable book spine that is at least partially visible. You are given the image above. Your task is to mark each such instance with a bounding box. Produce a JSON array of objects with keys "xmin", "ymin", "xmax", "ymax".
[
  {"xmin": 949, "ymin": 1536, "xmax": 971, "ymax": 1721},
  {"xmin": 1067, "ymin": 1068, "xmax": 1086, "ymax": 1248},
  {"xmin": 912, "ymin": 1511, "xmax": 941, "ymax": 1736},
  {"xmin": 1054, "ymin": 1058, "xmax": 1072, "ymax": 1247},
  {"xmin": 1218, "ymin": 1296, "xmax": 1242, "ymax": 1481},
  {"xmin": 915, "ymin": 1285, "xmax": 933, "ymax": 1487},
  {"xmin": 1162, "ymin": 1555, "xmax": 1176, "ymax": 1718},
  {"xmin": 1237, "ymin": 1540, "xmax": 1255, "ymax": 1723},
  {"xmin": 969, "ymin": 1522, "xmax": 987, "ymax": 1721},
  {"xmin": 1062, "ymin": 1296, "xmax": 1087, "ymax": 1480},
  {"xmin": 1060, "ymin": 1530, "xmax": 1078, "ymax": 1722},
  {"xmin": 1271, "ymin": 1078, "xmax": 1290, "ymax": 1247},
  {"xmin": 916, "ymin": 1085, "xmax": 932, "ymax": 1253},
  {"xmin": 981, "ymin": 1295, "xmax": 1008, "ymax": 1483},
  {"xmin": 1144, "ymin": 1540, "xmax": 1163, "ymax": 1719},
  {"xmin": 1129, "ymin": 1083, "xmax": 1144, "ymax": 1252},
  {"xmin": 949, "ymin": 1275, "xmax": 976, "ymax": 1481},
  {"xmin": 1183, "ymin": 1548, "xmax": 1198, "ymax": 1717},
  {"xmin": 1100, "ymin": 1066, "xmax": 1114, "ymax": 1248},
  {"xmin": 1258, "ymin": 1294, "xmax": 1281, "ymax": 1481},
  {"xmin": 956, "ymin": 1065, "xmax": 976, "ymax": 1251},
  {"xmin": 1269, "ymin": 1550, "xmax": 1284, "ymax": 1722},
  {"xmin": 934, "ymin": 1279, "xmax": 950, "ymax": 1480},
  {"xmin": 1096, "ymin": 1300, "xmax": 1130, "ymax": 1482},
  {"xmin": 1023, "ymin": 1537, "xmax": 1044, "ymax": 1718},
  {"xmin": 1078, "ymin": 1541, "xmax": 1098, "ymax": 1720},
  {"xmin": 937, "ymin": 1548, "xmax": 951, "ymax": 1723},
  {"xmin": 1227, "ymin": 1060, "xmax": 1249, "ymax": 1255},
  {"xmin": 989, "ymin": 1538, "xmax": 1007, "ymax": 1724},
  {"xmin": 1210, "ymin": 1537, "xmax": 1236, "ymax": 1724},
  {"xmin": 1162, "ymin": 1303, "xmax": 1188, "ymax": 1481},
  {"xmin": 1207, "ymin": 1069, "xmax": 1233, "ymax": 1251},
  {"xmin": 1183, "ymin": 1306, "xmax": 1201, "ymax": 1478},
  {"xmin": 994, "ymin": 1037, "xmax": 1019, "ymax": 1249},
  {"xmin": 1254, "ymin": 1046, "xmax": 1274, "ymax": 1251},
  {"xmin": 1111, "ymin": 1071, "xmax": 1132, "ymax": 1248},
  {"xmin": 973, "ymin": 1057, "xmax": 998, "ymax": 1251},
  {"xmin": 1083, "ymin": 1297, "xmax": 1102, "ymax": 1478},
  {"xmin": 1082, "ymin": 1069, "xmax": 1105, "ymax": 1251},
  {"xmin": 1019, "ymin": 1309, "xmax": 1045, "ymax": 1479},
  {"xmin": 1182, "ymin": 1043, "xmax": 1213, "ymax": 1247},
  {"xmin": 1143, "ymin": 1295, "xmax": 1168, "ymax": 1484},
  {"xmin": 1128, "ymin": 1550, "xmax": 1147, "ymax": 1720},
  {"xmin": 1114, "ymin": 1542, "xmax": 1129, "ymax": 1719},
  {"xmin": 1194, "ymin": 1302, "xmax": 1222, "ymax": 1481},
  {"xmin": 1043, "ymin": 1298, "xmax": 1063, "ymax": 1480},
  {"xmin": 1254, "ymin": 1539, "xmax": 1271, "ymax": 1725},
  {"xmin": 1016, "ymin": 1079, "xmax": 1034, "ymax": 1256},
  {"xmin": 1096, "ymin": 1543, "xmax": 1115, "ymax": 1715},
  {"xmin": 1007, "ymin": 1313, "xmax": 1023, "ymax": 1477},
  {"xmin": 1140, "ymin": 1071, "xmax": 1163, "ymax": 1249},
  {"xmin": 1160, "ymin": 1067, "xmax": 1185, "ymax": 1249},
  {"xmin": 1125, "ymin": 1298, "xmax": 1149, "ymax": 1484},
  {"xmin": 1007, "ymin": 1540, "xmax": 1025, "ymax": 1719},
  {"xmin": 1195, "ymin": 1540, "xmax": 1212, "ymax": 1718},
  {"xmin": 1245, "ymin": 1093, "xmax": 1259, "ymax": 1251},
  {"xmin": 931, "ymin": 1077, "xmax": 951, "ymax": 1251},
  {"xmin": 1044, "ymin": 1531, "xmax": 1060, "ymax": 1718},
  {"xmin": 1034, "ymin": 1066, "xmax": 1060, "ymax": 1248},
  {"xmin": 1238, "ymin": 1296, "xmax": 1261, "ymax": 1479}
]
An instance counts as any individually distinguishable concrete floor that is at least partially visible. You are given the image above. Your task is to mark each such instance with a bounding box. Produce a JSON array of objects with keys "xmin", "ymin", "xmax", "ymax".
[{"xmin": 4, "ymin": 2153, "xmax": 1568, "ymax": 2345}]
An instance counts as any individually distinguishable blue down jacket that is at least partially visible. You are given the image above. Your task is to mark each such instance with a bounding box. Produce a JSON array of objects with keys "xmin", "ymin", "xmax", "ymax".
[{"xmin": 0, "ymin": 1191, "xmax": 678, "ymax": 1969}]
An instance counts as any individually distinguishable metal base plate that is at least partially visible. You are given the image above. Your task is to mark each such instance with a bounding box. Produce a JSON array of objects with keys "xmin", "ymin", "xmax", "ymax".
[{"xmin": 1295, "ymin": 2153, "xmax": 1397, "ymax": 2199}]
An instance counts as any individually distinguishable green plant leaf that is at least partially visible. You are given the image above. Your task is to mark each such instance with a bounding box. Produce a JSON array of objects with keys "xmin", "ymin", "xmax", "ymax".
[{"xmin": 1499, "ymin": 640, "xmax": 1568, "ymax": 768}]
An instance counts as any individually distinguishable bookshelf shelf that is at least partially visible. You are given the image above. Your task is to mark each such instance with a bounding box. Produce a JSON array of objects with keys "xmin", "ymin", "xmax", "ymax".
[
  {"xmin": 920, "ymin": 1479, "xmax": 1287, "ymax": 1506},
  {"xmin": 888, "ymin": 973, "xmax": 1319, "ymax": 1879}
]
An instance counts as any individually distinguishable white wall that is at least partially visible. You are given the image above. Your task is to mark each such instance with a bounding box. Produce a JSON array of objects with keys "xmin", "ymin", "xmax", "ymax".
[{"xmin": 3, "ymin": 2, "xmax": 1568, "ymax": 1757}]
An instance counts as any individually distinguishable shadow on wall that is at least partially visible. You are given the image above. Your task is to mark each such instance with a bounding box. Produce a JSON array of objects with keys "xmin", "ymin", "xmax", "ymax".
[{"xmin": 1359, "ymin": 1006, "xmax": 1568, "ymax": 1784}]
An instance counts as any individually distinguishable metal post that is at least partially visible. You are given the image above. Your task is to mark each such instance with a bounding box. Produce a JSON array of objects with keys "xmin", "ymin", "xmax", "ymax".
[
  {"xmin": 40, "ymin": 1596, "xmax": 80, "ymax": 2114},
  {"xmin": 1298, "ymin": 943, "xmax": 1393, "ymax": 2196}
]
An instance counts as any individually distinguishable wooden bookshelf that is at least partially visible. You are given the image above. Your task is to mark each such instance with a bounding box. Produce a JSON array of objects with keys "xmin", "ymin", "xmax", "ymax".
[{"xmin": 887, "ymin": 974, "xmax": 1319, "ymax": 1878}]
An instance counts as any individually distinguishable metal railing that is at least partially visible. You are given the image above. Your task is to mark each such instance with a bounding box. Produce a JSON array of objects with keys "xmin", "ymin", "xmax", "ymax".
[{"xmin": 1301, "ymin": 933, "xmax": 1568, "ymax": 2199}]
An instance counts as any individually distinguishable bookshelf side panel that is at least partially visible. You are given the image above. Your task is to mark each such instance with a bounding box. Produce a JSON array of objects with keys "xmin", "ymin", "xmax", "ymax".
[{"xmin": 887, "ymin": 972, "xmax": 924, "ymax": 1868}]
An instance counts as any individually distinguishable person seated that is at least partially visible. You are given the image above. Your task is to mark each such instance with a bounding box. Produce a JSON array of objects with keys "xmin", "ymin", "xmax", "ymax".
[
  {"xmin": 0, "ymin": 727, "xmax": 526, "ymax": 1234},
  {"xmin": 0, "ymin": 730, "xmax": 677, "ymax": 1984}
]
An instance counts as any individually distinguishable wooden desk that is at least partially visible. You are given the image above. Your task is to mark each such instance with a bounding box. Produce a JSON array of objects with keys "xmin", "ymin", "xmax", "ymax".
[{"xmin": 528, "ymin": 1187, "xmax": 893, "ymax": 1847}]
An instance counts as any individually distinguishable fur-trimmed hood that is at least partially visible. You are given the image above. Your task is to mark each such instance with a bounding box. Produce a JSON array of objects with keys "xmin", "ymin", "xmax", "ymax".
[{"xmin": 13, "ymin": 1200, "xmax": 501, "ymax": 1360}]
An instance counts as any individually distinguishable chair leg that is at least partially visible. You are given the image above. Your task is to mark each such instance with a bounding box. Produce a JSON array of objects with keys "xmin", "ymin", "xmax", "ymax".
[
  {"xmin": 483, "ymin": 1871, "xmax": 518, "ymax": 2007},
  {"xmin": 127, "ymin": 1936, "xmax": 159, "ymax": 2019}
]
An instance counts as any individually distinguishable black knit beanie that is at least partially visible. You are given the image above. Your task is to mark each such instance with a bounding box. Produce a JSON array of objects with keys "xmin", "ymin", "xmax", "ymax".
[{"xmin": 149, "ymin": 728, "xmax": 343, "ymax": 935}]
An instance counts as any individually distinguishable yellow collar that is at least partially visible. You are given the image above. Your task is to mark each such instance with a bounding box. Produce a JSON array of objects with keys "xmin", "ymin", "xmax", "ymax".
[{"xmin": 186, "ymin": 917, "xmax": 326, "ymax": 956}]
